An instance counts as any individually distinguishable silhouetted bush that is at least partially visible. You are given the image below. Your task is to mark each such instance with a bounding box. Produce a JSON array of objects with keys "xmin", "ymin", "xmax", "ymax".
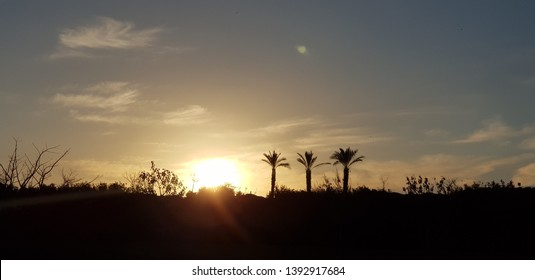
[
  {"xmin": 313, "ymin": 175, "xmax": 343, "ymax": 194},
  {"xmin": 107, "ymin": 182, "xmax": 127, "ymax": 192},
  {"xmin": 404, "ymin": 176, "xmax": 434, "ymax": 194},
  {"xmin": 268, "ymin": 184, "xmax": 304, "ymax": 198},
  {"xmin": 128, "ymin": 161, "xmax": 186, "ymax": 196},
  {"xmin": 197, "ymin": 184, "xmax": 237, "ymax": 198},
  {"xmin": 350, "ymin": 185, "xmax": 372, "ymax": 193},
  {"xmin": 404, "ymin": 176, "xmax": 523, "ymax": 195}
]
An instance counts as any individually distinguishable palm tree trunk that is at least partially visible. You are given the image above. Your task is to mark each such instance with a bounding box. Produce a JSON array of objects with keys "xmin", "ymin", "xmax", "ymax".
[
  {"xmin": 343, "ymin": 167, "xmax": 349, "ymax": 193},
  {"xmin": 306, "ymin": 169, "xmax": 312, "ymax": 193},
  {"xmin": 271, "ymin": 167, "xmax": 276, "ymax": 198}
]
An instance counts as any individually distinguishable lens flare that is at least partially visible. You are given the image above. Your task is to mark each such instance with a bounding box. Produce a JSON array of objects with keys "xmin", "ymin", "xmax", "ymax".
[{"xmin": 296, "ymin": 45, "xmax": 308, "ymax": 55}]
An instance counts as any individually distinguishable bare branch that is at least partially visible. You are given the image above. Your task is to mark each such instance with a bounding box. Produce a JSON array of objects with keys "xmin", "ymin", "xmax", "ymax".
[
  {"xmin": 61, "ymin": 168, "xmax": 82, "ymax": 187},
  {"xmin": 1, "ymin": 137, "xmax": 20, "ymax": 187},
  {"xmin": 35, "ymin": 148, "xmax": 70, "ymax": 187},
  {"xmin": 1, "ymin": 139, "xmax": 70, "ymax": 188}
]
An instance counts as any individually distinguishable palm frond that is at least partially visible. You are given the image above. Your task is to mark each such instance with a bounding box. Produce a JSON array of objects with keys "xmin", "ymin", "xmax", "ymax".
[
  {"xmin": 312, "ymin": 162, "xmax": 330, "ymax": 169},
  {"xmin": 309, "ymin": 154, "xmax": 317, "ymax": 166},
  {"xmin": 261, "ymin": 158, "xmax": 273, "ymax": 166},
  {"xmin": 349, "ymin": 156, "xmax": 365, "ymax": 166},
  {"xmin": 296, "ymin": 155, "xmax": 307, "ymax": 167},
  {"xmin": 330, "ymin": 147, "xmax": 364, "ymax": 167},
  {"xmin": 263, "ymin": 150, "xmax": 290, "ymax": 168},
  {"xmin": 277, "ymin": 162, "xmax": 291, "ymax": 169}
]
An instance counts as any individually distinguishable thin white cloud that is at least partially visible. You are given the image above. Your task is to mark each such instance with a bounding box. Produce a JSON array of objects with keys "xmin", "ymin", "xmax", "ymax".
[
  {"xmin": 70, "ymin": 111, "xmax": 150, "ymax": 125},
  {"xmin": 53, "ymin": 82, "xmax": 138, "ymax": 112},
  {"xmin": 60, "ymin": 17, "xmax": 161, "ymax": 50},
  {"xmin": 52, "ymin": 82, "xmax": 209, "ymax": 126},
  {"xmin": 353, "ymin": 153, "xmax": 535, "ymax": 192},
  {"xmin": 454, "ymin": 119, "xmax": 513, "ymax": 143},
  {"xmin": 54, "ymin": 91, "xmax": 138, "ymax": 112},
  {"xmin": 70, "ymin": 106, "xmax": 209, "ymax": 126},
  {"xmin": 49, "ymin": 17, "xmax": 164, "ymax": 59},
  {"xmin": 260, "ymin": 118, "xmax": 318, "ymax": 134},
  {"xmin": 294, "ymin": 127, "xmax": 393, "ymax": 151},
  {"xmin": 472, "ymin": 153, "xmax": 535, "ymax": 175},
  {"xmin": 454, "ymin": 118, "xmax": 534, "ymax": 144},
  {"xmin": 163, "ymin": 105, "xmax": 209, "ymax": 126},
  {"xmin": 513, "ymin": 163, "xmax": 535, "ymax": 186},
  {"xmin": 239, "ymin": 118, "xmax": 319, "ymax": 138}
]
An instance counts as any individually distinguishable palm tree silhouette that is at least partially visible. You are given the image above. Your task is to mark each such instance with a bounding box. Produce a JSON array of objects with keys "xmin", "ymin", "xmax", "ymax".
[
  {"xmin": 262, "ymin": 150, "xmax": 290, "ymax": 198},
  {"xmin": 330, "ymin": 147, "xmax": 365, "ymax": 193},
  {"xmin": 297, "ymin": 151, "xmax": 330, "ymax": 193}
]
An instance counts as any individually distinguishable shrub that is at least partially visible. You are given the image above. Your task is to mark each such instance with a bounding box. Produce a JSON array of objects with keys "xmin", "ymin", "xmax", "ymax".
[{"xmin": 129, "ymin": 161, "xmax": 186, "ymax": 196}]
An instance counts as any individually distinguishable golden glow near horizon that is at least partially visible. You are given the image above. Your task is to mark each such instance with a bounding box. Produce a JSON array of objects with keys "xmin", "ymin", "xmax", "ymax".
[{"xmin": 191, "ymin": 158, "xmax": 241, "ymax": 189}]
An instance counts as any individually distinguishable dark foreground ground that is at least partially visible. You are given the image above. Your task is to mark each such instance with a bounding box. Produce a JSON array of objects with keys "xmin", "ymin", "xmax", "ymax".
[{"xmin": 1, "ymin": 188, "xmax": 534, "ymax": 259}]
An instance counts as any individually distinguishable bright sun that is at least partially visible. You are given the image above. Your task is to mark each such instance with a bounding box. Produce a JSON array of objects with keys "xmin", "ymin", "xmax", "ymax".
[{"xmin": 191, "ymin": 158, "xmax": 241, "ymax": 189}]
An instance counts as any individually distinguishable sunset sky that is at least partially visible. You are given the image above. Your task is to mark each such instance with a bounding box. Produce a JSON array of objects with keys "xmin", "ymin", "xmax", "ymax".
[{"xmin": 1, "ymin": 1, "xmax": 535, "ymax": 194}]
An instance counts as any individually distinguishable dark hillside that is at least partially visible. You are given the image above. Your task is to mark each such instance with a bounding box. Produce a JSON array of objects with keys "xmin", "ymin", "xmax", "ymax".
[{"xmin": 1, "ymin": 189, "xmax": 534, "ymax": 259}]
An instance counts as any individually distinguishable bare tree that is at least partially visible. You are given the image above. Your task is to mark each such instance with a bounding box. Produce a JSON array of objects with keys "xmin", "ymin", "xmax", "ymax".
[
  {"xmin": 61, "ymin": 168, "xmax": 82, "ymax": 187},
  {"xmin": 60, "ymin": 168, "xmax": 100, "ymax": 187},
  {"xmin": 0, "ymin": 138, "xmax": 19, "ymax": 187},
  {"xmin": 123, "ymin": 171, "xmax": 139, "ymax": 185},
  {"xmin": 0, "ymin": 138, "xmax": 69, "ymax": 188}
]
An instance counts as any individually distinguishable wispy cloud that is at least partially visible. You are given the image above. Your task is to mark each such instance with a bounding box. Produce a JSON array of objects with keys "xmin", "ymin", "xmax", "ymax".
[
  {"xmin": 49, "ymin": 17, "xmax": 163, "ymax": 59},
  {"xmin": 513, "ymin": 163, "xmax": 535, "ymax": 186},
  {"xmin": 294, "ymin": 127, "xmax": 393, "ymax": 151},
  {"xmin": 60, "ymin": 17, "xmax": 161, "ymax": 50},
  {"xmin": 51, "ymin": 81, "xmax": 209, "ymax": 126},
  {"xmin": 53, "ymin": 82, "xmax": 138, "ymax": 112},
  {"xmin": 519, "ymin": 137, "xmax": 535, "ymax": 150},
  {"xmin": 163, "ymin": 105, "xmax": 209, "ymax": 126},
  {"xmin": 217, "ymin": 118, "xmax": 320, "ymax": 139},
  {"xmin": 69, "ymin": 106, "xmax": 209, "ymax": 126},
  {"xmin": 454, "ymin": 118, "xmax": 534, "ymax": 144},
  {"xmin": 472, "ymin": 153, "xmax": 535, "ymax": 175},
  {"xmin": 255, "ymin": 118, "xmax": 318, "ymax": 135},
  {"xmin": 424, "ymin": 129, "xmax": 450, "ymax": 139},
  {"xmin": 352, "ymin": 153, "xmax": 535, "ymax": 191},
  {"xmin": 69, "ymin": 111, "xmax": 150, "ymax": 125}
]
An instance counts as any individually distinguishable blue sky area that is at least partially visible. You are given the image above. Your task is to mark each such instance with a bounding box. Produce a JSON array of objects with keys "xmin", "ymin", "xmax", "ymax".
[{"xmin": 1, "ymin": 1, "xmax": 534, "ymax": 193}]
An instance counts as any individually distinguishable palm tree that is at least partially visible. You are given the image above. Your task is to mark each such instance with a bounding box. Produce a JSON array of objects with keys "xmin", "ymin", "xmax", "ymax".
[
  {"xmin": 297, "ymin": 151, "xmax": 330, "ymax": 193},
  {"xmin": 330, "ymin": 147, "xmax": 365, "ymax": 193},
  {"xmin": 262, "ymin": 150, "xmax": 290, "ymax": 198}
]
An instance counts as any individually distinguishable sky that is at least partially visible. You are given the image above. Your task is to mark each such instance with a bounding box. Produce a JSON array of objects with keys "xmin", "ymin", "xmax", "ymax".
[{"xmin": 1, "ymin": 0, "xmax": 535, "ymax": 194}]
